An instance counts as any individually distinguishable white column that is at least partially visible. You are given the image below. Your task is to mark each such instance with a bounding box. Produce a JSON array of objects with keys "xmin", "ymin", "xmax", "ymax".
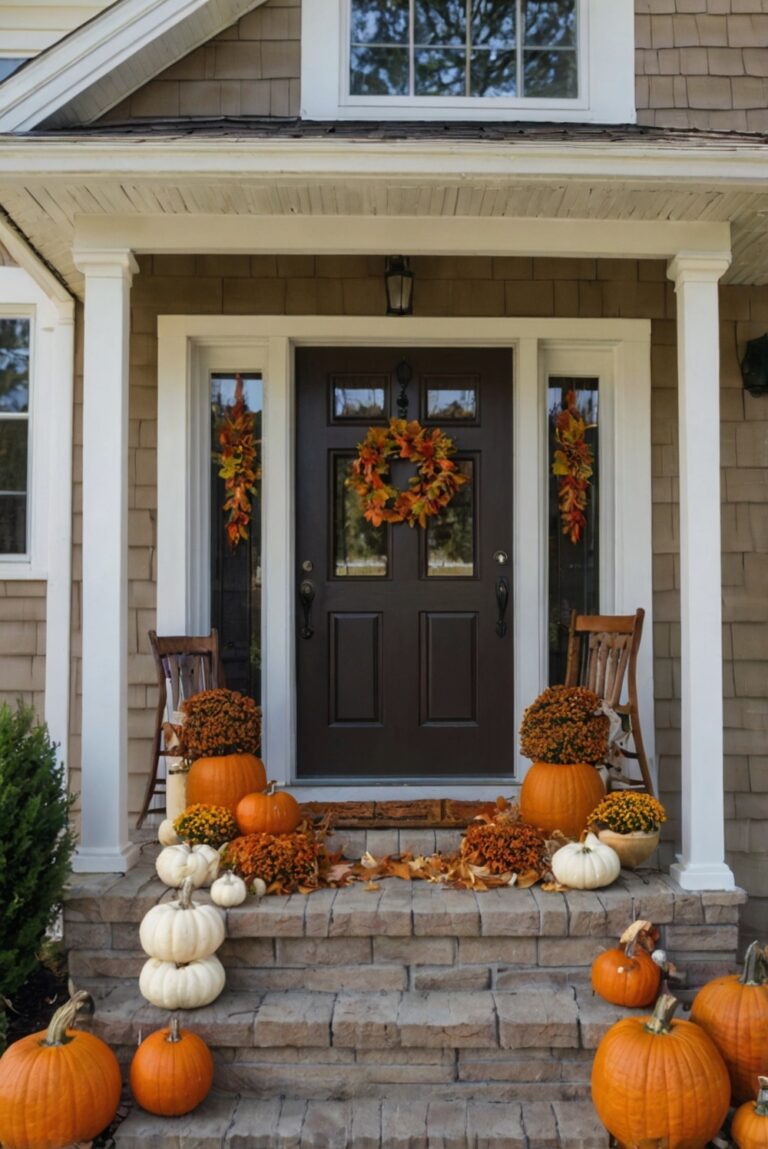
[
  {"xmin": 667, "ymin": 252, "xmax": 735, "ymax": 891},
  {"xmin": 73, "ymin": 250, "xmax": 140, "ymax": 873}
]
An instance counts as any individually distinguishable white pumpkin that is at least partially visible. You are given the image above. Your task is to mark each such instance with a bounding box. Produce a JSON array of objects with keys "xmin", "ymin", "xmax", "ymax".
[
  {"xmin": 155, "ymin": 844, "xmax": 210, "ymax": 889},
  {"xmin": 251, "ymin": 878, "xmax": 267, "ymax": 900},
  {"xmin": 550, "ymin": 832, "xmax": 621, "ymax": 890},
  {"xmin": 210, "ymin": 871, "xmax": 247, "ymax": 908},
  {"xmin": 139, "ymin": 953, "xmax": 226, "ymax": 1010},
  {"xmin": 158, "ymin": 819, "xmax": 180, "ymax": 847},
  {"xmin": 194, "ymin": 843, "xmax": 221, "ymax": 886},
  {"xmin": 139, "ymin": 878, "xmax": 225, "ymax": 963}
]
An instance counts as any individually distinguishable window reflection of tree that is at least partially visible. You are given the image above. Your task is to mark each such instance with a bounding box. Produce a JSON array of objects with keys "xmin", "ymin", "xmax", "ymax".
[
  {"xmin": 427, "ymin": 460, "xmax": 474, "ymax": 577},
  {"xmin": 336, "ymin": 458, "xmax": 387, "ymax": 577}
]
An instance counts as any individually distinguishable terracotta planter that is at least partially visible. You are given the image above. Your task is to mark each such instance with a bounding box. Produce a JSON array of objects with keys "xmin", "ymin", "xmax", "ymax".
[
  {"xmin": 596, "ymin": 827, "xmax": 660, "ymax": 869},
  {"xmin": 520, "ymin": 761, "xmax": 605, "ymax": 840}
]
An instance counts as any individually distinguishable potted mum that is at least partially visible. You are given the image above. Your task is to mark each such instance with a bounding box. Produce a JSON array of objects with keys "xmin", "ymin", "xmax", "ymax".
[
  {"xmin": 180, "ymin": 688, "xmax": 265, "ymax": 815},
  {"xmin": 588, "ymin": 791, "xmax": 666, "ymax": 868},
  {"xmin": 519, "ymin": 685, "xmax": 608, "ymax": 839}
]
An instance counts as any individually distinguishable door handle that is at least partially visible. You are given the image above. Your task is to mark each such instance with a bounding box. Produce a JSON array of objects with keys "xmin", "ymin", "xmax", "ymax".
[
  {"xmin": 495, "ymin": 575, "xmax": 509, "ymax": 638},
  {"xmin": 298, "ymin": 580, "xmax": 315, "ymax": 640}
]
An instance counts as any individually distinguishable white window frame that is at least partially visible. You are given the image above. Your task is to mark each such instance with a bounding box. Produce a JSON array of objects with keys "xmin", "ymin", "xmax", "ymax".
[
  {"xmin": 301, "ymin": 0, "xmax": 635, "ymax": 123},
  {"xmin": 0, "ymin": 267, "xmax": 60, "ymax": 579},
  {"xmin": 158, "ymin": 315, "xmax": 652, "ymax": 799}
]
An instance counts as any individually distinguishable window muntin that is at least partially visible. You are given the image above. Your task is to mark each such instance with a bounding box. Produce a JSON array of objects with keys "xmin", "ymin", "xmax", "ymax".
[
  {"xmin": 0, "ymin": 317, "xmax": 31, "ymax": 555},
  {"xmin": 350, "ymin": 0, "xmax": 577, "ymax": 99}
]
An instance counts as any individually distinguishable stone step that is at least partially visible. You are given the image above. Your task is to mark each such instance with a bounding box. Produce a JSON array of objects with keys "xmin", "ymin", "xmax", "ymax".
[{"xmin": 112, "ymin": 1092, "xmax": 609, "ymax": 1148}]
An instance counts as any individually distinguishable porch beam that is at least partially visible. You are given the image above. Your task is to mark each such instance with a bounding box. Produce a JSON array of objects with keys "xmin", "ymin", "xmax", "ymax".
[
  {"xmin": 73, "ymin": 215, "xmax": 731, "ymax": 263},
  {"xmin": 73, "ymin": 248, "xmax": 140, "ymax": 874},
  {"xmin": 667, "ymin": 251, "xmax": 735, "ymax": 892}
]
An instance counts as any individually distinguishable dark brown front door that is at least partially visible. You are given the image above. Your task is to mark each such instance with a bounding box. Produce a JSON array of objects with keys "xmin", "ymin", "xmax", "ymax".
[{"xmin": 296, "ymin": 347, "xmax": 514, "ymax": 780}]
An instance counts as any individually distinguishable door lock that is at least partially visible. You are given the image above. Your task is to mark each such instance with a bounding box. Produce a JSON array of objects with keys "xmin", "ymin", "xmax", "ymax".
[{"xmin": 493, "ymin": 550, "xmax": 509, "ymax": 566}]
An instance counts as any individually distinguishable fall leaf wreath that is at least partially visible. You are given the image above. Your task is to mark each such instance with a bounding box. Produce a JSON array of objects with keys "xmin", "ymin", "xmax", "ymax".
[
  {"xmin": 347, "ymin": 418, "xmax": 468, "ymax": 528},
  {"xmin": 551, "ymin": 389, "xmax": 595, "ymax": 545}
]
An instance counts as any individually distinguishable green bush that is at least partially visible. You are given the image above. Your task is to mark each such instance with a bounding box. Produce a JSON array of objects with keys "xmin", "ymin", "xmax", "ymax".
[{"xmin": 0, "ymin": 703, "xmax": 76, "ymax": 1047}]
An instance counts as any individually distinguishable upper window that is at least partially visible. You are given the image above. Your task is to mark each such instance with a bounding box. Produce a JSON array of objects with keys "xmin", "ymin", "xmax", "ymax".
[
  {"xmin": 301, "ymin": 0, "xmax": 635, "ymax": 123},
  {"xmin": 350, "ymin": 1, "xmax": 577, "ymax": 100},
  {"xmin": 0, "ymin": 317, "xmax": 31, "ymax": 555}
]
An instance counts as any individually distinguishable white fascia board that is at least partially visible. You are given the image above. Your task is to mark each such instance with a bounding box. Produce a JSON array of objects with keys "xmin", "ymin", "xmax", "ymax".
[
  {"xmin": 0, "ymin": 214, "xmax": 74, "ymax": 310},
  {"xmin": 2, "ymin": 136, "xmax": 768, "ymax": 185},
  {"xmin": 0, "ymin": 0, "xmax": 267, "ymax": 132},
  {"xmin": 73, "ymin": 213, "xmax": 732, "ymax": 262}
]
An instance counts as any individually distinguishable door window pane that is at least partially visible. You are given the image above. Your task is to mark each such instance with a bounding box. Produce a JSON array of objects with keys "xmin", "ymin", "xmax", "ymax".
[
  {"xmin": 332, "ymin": 378, "xmax": 387, "ymax": 419},
  {"xmin": 427, "ymin": 459, "xmax": 475, "ymax": 577},
  {"xmin": 210, "ymin": 373, "xmax": 263, "ymax": 702},
  {"xmin": 426, "ymin": 383, "xmax": 478, "ymax": 421},
  {"xmin": 334, "ymin": 455, "xmax": 388, "ymax": 577},
  {"xmin": 0, "ymin": 318, "xmax": 30, "ymax": 555},
  {"xmin": 548, "ymin": 378, "xmax": 599, "ymax": 683}
]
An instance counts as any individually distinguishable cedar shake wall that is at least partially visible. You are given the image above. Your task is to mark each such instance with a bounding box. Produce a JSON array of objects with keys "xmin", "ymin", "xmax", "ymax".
[
  {"xmin": 96, "ymin": 0, "xmax": 768, "ymax": 133},
  {"xmin": 73, "ymin": 253, "xmax": 766, "ymax": 928},
  {"xmin": 101, "ymin": 0, "xmax": 300, "ymax": 122}
]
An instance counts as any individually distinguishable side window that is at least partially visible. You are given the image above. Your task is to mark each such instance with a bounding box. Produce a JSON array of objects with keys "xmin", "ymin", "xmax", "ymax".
[
  {"xmin": 350, "ymin": 0, "xmax": 578, "ymax": 101},
  {"xmin": 0, "ymin": 316, "xmax": 31, "ymax": 555}
]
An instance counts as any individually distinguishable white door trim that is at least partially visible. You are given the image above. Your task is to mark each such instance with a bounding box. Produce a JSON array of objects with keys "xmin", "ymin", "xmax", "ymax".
[{"xmin": 157, "ymin": 315, "xmax": 653, "ymax": 800}]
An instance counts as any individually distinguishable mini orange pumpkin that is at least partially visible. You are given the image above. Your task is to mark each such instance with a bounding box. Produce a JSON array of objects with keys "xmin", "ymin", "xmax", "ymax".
[
  {"xmin": 733, "ymin": 1076, "xmax": 768, "ymax": 1149},
  {"xmin": 236, "ymin": 780, "xmax": 302, "ymax": 836},
  {"xmin": 520, "ymin": 761, "xmax": 605, "ymax": 839},
  {"xmin": 591, "ymin": 934, "xmax": 661, "ymax": 1008},
  {"xmin": 186, "ymin": 752, "xmax": 266, "ymax": 815},
  {"xmin": 690, "ymin": 940, "xmax": 768, "ymax": 1104},
  {"xmin": 591, "ymin": 993, "xmax": 730, "ymax": 1149},
  {"xmin": 130, "ymin": 1016, "xmax": 214, "ymax": 1117},
  {"xmin": 0, "ymin": 991, "xmax": 122, "ymax": 1149}
]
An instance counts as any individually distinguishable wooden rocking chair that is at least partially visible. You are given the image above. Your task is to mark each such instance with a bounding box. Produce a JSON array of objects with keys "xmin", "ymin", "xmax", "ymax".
[
  {"xmin": 136, "ymin": 629, "xmax": 225, "ymax": 828},
  {"xmin": 563, "ymin": 608, "xmax": 654, "ymax": 796}
]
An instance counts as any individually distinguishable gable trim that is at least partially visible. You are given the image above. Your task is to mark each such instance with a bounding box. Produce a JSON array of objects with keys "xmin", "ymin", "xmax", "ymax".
[{"xmin": 0, "ymin": 0, "xmax": 267, "ymax": 132}]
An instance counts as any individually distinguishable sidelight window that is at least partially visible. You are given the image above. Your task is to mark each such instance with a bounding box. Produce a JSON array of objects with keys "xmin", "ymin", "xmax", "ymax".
[{"xmin": 0, "ymin": 317, "xmax": 31, "ymax": 556}]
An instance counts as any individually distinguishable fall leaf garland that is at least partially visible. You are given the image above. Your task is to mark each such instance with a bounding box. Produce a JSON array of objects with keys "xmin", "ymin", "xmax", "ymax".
[
  {"xmin": 347, "ymin": 418, "xmax": 469, "ymax": 528},
  {"xmin": 215, "ymin": 374, "xmax": 261, "ymax": 550},
  {"xmin": 552, "ymin": 389, "xmax": 596, "ymax": 545}
]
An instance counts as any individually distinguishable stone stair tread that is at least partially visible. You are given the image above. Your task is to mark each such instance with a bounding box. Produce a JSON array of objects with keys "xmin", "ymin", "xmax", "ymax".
[
  {"xmin": 112, "ymin": 1093, "xmax": 609, "ymax": 1148},
  {"xmin": 85, "ymin": 982, "xmax": 638, "ymax": 1052}
]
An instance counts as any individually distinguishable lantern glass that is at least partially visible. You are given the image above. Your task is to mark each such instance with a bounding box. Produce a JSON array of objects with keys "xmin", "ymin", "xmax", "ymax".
[{"xmin": 385, "ymin": 256, "xmax": 414, "ymax": 315}]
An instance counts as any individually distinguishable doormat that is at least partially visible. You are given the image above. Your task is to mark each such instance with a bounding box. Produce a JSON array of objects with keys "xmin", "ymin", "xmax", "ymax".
[{"xmin": 298, "ymin": 798, "xmax": 503, "ymax": 830}]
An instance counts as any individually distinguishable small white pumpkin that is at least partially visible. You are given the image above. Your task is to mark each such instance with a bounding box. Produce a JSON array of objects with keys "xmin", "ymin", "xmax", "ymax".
[
  {"xmin": 210, "ymin": 871, "xmax": 247, "ymax": 908},
  {"xmin": 139, "ymin": 953, "xmax": 226, "ymax": 1010},
  {"xmin": 158, "ymin": 819, "xmax": 180, "ymax": 847},
  {"xmin": 155, "ymin": 844, "xmax": 210, "ymax": 889},
  {"xmin": 139, "ymin": 878, "xmax": 225, "ymax": 963},
  {"xmin": 550, "ymin": 832, "xmax": 621, "ymax": 890},
  {"xmin": 251, "ymin": 878, "xmax": 267, "ymax": 900}
]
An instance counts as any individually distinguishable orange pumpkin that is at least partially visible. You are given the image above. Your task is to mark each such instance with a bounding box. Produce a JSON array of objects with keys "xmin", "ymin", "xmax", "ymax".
[
  {"xmin": 0, "ymin": 991, "xmax": 122, "ymax": 1149},
  {"xmin": 591, "ymin": 937, "xmax": 661, "ymax": 1008},
  {"xmin": 690, "ymin": 940, "xmax": 768, "ymax": 1104},
  {"xmin": 592, "ymin": 993, "xmax": 730, "ymax": 1149},
  {"xmin": 186, "ymin": 752, "xmax": 266, "ymax": 815},
  {"xmin": 519, "ymin": 761, "xmax": 605, "ymax": 839},
  {"xmin": 236, "ymin": 780, "xmax": 302, "ymax": 836},
  {"xmin": 733, "ymin": 1076, "xmax": 768, "ymax": 1149},
  {"xmin": 130, "ymin": 1016, "xmax": 214, "ymax": 1117}
]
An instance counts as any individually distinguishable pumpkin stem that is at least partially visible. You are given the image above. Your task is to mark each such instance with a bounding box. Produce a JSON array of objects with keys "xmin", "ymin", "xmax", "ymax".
[
  {"xmin": 754, "ymin": 1077, "xmax": 768, "ymax": 1117},
  {"xmin": 266, "ymin": 780, "xmax": 278, "ymax": 795},
  {"xmin": 178, "ymin": 876, "xmax": 195, "ymax": 909},
  {"xmin": 741, "ymin": 940, "xmax": 768, "ymax": 986},
  {"xmin": 167, "ymin": 1016, "xmax": 182, "ymax": 1044},
  {"xmin": 644, "ymin": 992, "xmax": 679, "ymax": 1035},
  {"xmin": 42, "ymin": 990, "xmax": 93, "ymax": 1046}
]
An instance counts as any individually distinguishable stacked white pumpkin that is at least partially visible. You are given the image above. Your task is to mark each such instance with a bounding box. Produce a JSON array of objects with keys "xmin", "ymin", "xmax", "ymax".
[{"xmin": 138, "ymin": 841, "xmax": 247, "ymax": 1010}]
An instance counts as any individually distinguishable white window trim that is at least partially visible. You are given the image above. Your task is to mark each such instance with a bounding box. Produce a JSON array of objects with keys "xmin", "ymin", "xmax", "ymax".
[
  {"xmin": 0, "ymin": 267, "xmax": 64, "ymax": 580},
  {"xmin": 158, "ymin": 315, "xmax": 652, "ymax": 799},
  {"xmin": 301, "ymin": 0, "xmax": 635, "ymax": 123}
]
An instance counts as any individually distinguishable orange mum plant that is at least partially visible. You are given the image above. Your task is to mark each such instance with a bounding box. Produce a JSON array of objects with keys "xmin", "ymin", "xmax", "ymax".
[
  {"xmin": 519, "ymin": 686, "xmax": 609, "ymax": 765},
  {"xmin": 222, "ymin": 828, "xmax": 323, "ymax": 894},
  {"xmin": 179, "ymin": 688, "xmax": 261, "ymax": 760},
  {"xmin": 552, "ymin": 389, "xmax": 595, "ymax": 545},
  {"xmin": 460, "ymin": 810, "xmax": 548, "ymax": 880}
]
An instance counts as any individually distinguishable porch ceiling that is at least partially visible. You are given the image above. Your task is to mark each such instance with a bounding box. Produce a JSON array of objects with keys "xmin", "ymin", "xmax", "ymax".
[{"xmin": 2, "ymin": 127, "xmax": 768, "ymax": 294}]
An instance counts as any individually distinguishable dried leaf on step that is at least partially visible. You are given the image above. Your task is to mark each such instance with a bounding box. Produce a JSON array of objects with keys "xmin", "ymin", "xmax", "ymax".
[
  {"xmin": 363, "ymin": 880, "xmax": 380, "ymax": 892},
  {"xmin": 515, "ymin": 870, "xmax": 540, "ymax": 889},
  {"xmin": 619, "ymin": 920, "xmax": 654, "ymax": 947},
  {"xmin": 540, "ymin": 880, "xmax": 569, "ymax": 892},
  {"xmin": 360, "ymin": 851, "xmax": 379, "ymax": 869}
]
